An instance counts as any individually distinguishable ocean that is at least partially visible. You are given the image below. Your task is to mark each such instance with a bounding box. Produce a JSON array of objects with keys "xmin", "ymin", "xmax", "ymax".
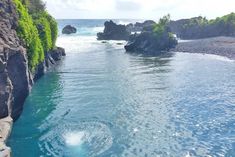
[{"xmin": 7, "ymin": 19, "xmax": 235, "ymax": 157}]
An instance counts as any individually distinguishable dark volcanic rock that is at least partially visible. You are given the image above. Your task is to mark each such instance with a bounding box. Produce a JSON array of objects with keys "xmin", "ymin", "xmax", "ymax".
[
  {"xmin": 0, "ymin": 0, "xmax": 32, "ymax": 120},
  {"xmin": 50, "ymin": 47, "xmax": 66, "ymax": 61},
  {"xmin": 125, "ymin": 31, "xmax": 177, "ymax": 55},
  {"xmin": 126, "ymin": 20, "xmax": 156, "ymax": 33},
  {"xmin": 7, "ymin": 47, "xmax": 31, "ymax": 120},
  {"xmin": 34, "ymin": 47, "xmax": 66, "ymax": 81},
  {"xmin": 169, "ymin": 17, "xmax": 210, "ymax": 39},
  {"xmin": 169, "ymin": 15, "xmax": 235, "ymax": 39},
  {"xmin": 33, "ymin": 61, "xmax": 45, "ymax": 81},
  {"xmin": 97, "ymin": 20, "xmax": 130, "ymax": 40},
  {"xmin": 62, "ymin": 25, "xmax": 77, "ymax": 34},
  {"xmin": 0, "ymin": 69, "xmax": 12, "ymax": 119},
  {"xmin": 135, "ymin": 20, "xmax": 156, "ymax": 29}
]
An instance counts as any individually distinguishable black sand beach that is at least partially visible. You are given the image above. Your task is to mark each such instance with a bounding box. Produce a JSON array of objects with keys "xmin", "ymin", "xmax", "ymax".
[{"xmin": 172, "ymin": 37, "xmax": 235, "ymax": 60}]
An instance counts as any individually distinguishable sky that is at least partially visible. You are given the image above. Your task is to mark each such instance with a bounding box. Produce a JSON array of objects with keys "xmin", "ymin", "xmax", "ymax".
[{"xmin": 43, "ymin": 0, "xmax": 235, "ymax": 20}]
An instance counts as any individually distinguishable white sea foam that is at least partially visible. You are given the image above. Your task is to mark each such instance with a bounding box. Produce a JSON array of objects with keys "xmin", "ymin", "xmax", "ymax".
[
  {"xmin": 117, "ymin": 20, "xmax": 131, "ymax": 25},
  {"xmin": 178, "ymin": 52, "xmax": 234, "ymax": 62},
  {"xmin": 56, "ymin": 35, "xmax": 98, "ymax": 53},
  {"xmin": 64, "ymin": 131, "xmax": 85, "ymax": 146},
  {"xmin": 203, "ymin": 53, "xmax": 234, "ymax": 62},
  {"xmin": 184, "ymin": 152, "xmax": 191, "ymax": 157},
  {"xmin": 92, "ymin": 26, "xmax": 104, "ymax": 33}
]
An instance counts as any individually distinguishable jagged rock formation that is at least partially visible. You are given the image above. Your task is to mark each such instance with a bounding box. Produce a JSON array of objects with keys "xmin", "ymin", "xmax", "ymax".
[
  {"xmin": 33, "ymin": 47, "xmax": 66, "ymax": 81},
  {"xmin": 125, "ymin": 31, "xmax": 177, "ymax": 54},
  {"xmin": 125, "ymin": 16, "xmax": 177, "ymax": 54},
  {"xmin": 62, "ymin": 25, "xmax": 77, "ymax": 34},
  {"xmin": 97, "ymin": 20, "xmax": 130, "ymax": 40},
  {"xmin": 126, "ymin": 20, "xmax": 156, "ymax": 33}
]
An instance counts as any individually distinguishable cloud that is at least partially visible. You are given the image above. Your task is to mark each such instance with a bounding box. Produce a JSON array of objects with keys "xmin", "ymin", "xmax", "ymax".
[
  {"xmin": 43, "ymin": 0, "xmax": 235, "ymax": 20},
  {"xmin": 115, "ymin": 0, "xmax": 142, "ymax": 11}
]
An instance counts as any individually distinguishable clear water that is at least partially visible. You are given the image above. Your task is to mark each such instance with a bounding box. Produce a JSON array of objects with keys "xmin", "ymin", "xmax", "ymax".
[{"xmin": 8, "ymin": 20, "xmax": 235, "ymax": 157}]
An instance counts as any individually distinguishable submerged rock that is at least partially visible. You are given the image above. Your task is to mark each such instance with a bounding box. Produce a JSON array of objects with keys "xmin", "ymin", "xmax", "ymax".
[
  {"xmin": 97, "ymin": 20, "xmax": 130, "ymax": 40},
  {"xmin": 62, "ymin": 25, "xmax": 77, "ymax": 34}
]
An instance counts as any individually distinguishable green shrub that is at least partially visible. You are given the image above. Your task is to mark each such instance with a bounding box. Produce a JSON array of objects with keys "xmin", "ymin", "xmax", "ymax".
[
  {"xmin": 13, "ymin": 0, "xmax": 44, "ymax": 71},
  {"xmin": 27, "ymin": 0, "xmax": 58, "ymax": 49},
  {"xmin": 32, "ymin": 11, "xmax": 58, "ymax": 51},
  {"xmin": 13, "ymin": 0, "xmax": 58, "ymax": 71},
  {"xmin": 153, "ymin": 14, "xmax": 171, "ymax": 37},
  {"xmin": 46, "ymin": 14, "xmax": 58, "ymax": 48},
  {"xmin": 33, "ymin": 12, "xmax": 53, "ymax": 52}
]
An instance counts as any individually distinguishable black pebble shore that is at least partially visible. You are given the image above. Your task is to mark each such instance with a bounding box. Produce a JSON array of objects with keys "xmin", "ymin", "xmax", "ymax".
[{"xmin": 171, "ymin": 36, "xmax": 235, "ymax": 60}]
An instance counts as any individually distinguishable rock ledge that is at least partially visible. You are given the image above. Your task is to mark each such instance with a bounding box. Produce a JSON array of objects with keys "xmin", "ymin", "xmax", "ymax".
[{"xmin": 0, "ymin": 117, "xmax": 13, "ymax": 157}]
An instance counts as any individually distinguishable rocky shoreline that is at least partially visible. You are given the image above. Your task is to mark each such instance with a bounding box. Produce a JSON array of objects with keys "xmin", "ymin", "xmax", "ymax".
[{"xmin": 172, "ymin": 36, "xmax": 235, "ymax": 60}]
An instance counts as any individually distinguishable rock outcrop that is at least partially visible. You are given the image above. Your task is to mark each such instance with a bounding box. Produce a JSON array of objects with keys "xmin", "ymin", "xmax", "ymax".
[
  {"xmin": 62, "ymin": 25, "xmax": 77, "ymax": 34},
  {"xmin": 169, "ymin": 14, "xmax": 235, "ymax": 39},
  {"xmin": 125, "ymin": 29, "xmax": 177, "ymax": 54},
  {"xmin": 33, "ymin": 47, "xmax": 65, "ymax": 81},
  {"xmin": 49, "ymin": 47, "xmax": 66, "ymax": 61},
  {"xmin": 97, "ymin": 20, "xmax": 130, "ymax": 40},
  {"xmin": 126, "ymin": 20, "xmax": 156, "ymax": 33}
]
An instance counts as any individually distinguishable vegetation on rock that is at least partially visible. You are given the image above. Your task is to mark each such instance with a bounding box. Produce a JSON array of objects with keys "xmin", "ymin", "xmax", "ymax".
[
  {"xmin": 125, "ymin": 14, "xmax": 177, "ymax": 54},
  {"xmin": 13, "ymin": 0, "xmax": 58, "ymax": 70},
  {"xmin": 169, "ymin": 13, "xmax": 235, "ymax": 39}
]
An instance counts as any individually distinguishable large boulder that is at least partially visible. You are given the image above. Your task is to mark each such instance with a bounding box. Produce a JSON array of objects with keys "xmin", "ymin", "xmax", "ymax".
[
  {"xmin": 97, "ymin": 20, "xmax": 130, "ymax": 40},
  {"xmin": 125, "ymin": 29, "xmax": 177, "ymax": 55},
  {"xmin": 62, "ymin": 25, "xmax": 77, "ymax": 34},
  {"xmin": 49, "ymin": 47, "xmax": 66, "ymax": 61}
]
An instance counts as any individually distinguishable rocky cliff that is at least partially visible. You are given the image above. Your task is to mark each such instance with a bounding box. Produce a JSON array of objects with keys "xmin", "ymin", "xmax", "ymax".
[
  {"xmin": 0, "ymin": 0, "xmax": 65, "ymax": 155},
  {"xmin": 0, "ymin": 0, "xmax": 30, "ymax": 155},
  {"xmin": 97, "ymin": 20, "xmax": 130, "ymax": 40},
  {"xmin": 0, "ymin": 0, "xmax": 65, "ymax": 121},
  {"xmin": 0, "ymin": 0, "xmax": 32, "ymax": 121}
]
